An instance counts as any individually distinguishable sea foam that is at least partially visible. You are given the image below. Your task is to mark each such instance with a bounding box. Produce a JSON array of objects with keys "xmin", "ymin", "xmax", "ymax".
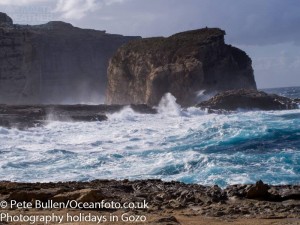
[{"xmin": 0, "ymin": 88, "xmax": 299, "ymax": 187}]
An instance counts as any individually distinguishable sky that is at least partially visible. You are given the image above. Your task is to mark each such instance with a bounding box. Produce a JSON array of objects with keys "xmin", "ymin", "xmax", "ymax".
[{"xmin": 0, "ymin": 0, "xmax": 299, "ymax": 88}]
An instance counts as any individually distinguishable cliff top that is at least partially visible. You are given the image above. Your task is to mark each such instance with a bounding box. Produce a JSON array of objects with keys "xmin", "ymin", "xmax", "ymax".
[
  {"xmin": 0, "ymin": 12, "xmax": 13, "ymax": 27},
  {"xmin": 119, "ymin": 27, "xmax": 225, "ymax": 54},
  {"xmin": 170, "ymin": 27, "xmax": 225, "ymax": 41},
  {"xmin": 36, "ymin": 21, "xmax": 75, "ymax": 30},
  {"xmin": 0, "ymin": 12, "xmax": 137, "ymax": 39}
]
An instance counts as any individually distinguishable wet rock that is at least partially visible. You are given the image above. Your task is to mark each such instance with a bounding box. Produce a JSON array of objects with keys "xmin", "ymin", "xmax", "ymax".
[
  {"xmin": 130, "ymin": 104, "xmax": 157, "ymax": 114},
  {"xmin": 70, "ymin": 115, "xmax": 107, "ymax": 121},
  {"xmin": 198, "ymin": 89, "xmax": 298, "ymax": 111},
  {"xmin": 0, "ymin": 104, "xmax": 156, "ymax": 129},
  {"xmin": 294, "ymin": 98, "xmax": 300, "ymax": 104}
]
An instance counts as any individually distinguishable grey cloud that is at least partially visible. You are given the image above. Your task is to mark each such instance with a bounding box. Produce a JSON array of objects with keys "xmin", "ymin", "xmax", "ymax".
[
  {"xmin": 0, "ymin": 0, "xmax": 299, "ymax": 88},
  {"xmin": 2, "ymin": 0, "xmax": 300, "ymax": 46},
  {"xmin": 74, "ymin": 0, "xmax": 300, "ymax": 46}
]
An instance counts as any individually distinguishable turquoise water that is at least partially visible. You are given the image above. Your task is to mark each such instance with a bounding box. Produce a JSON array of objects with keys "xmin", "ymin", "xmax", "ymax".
[{"xmin": 0, "ymin": 87, "xmax": 299, "ymax": 187}]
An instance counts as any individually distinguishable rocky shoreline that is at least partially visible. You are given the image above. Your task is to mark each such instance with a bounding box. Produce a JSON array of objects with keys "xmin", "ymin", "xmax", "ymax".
[
  {"xmin": 0, "ymin": 104, "xmax": 156, "ymax": 129},
  {"xmin": 197, "ymin": 89, "xmax": 299, "ymax": 111},
  {"xmin": 0, "ymin": 89, "xmax": 299, "ymax": 130},
  {"xmin": 0, "ymin": 89, "xmax": 299, "ymax": 129},
  {"xmin": 0, "ymin": 180, "xmax": 299, "ymax": 224}
]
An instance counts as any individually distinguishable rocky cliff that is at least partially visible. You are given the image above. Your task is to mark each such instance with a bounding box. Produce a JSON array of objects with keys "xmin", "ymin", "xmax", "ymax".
[
  {"xmin": 0, "ymin": 12, "xmax": 139, "ymax": 104},
  {"xmin": 106, "ymin": 28, "xmax": 257, "ymax": 106}
]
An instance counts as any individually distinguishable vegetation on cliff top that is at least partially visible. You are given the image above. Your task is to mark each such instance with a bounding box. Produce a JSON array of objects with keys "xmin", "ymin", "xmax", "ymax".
[{"xmin": 119, "ymin": 28, "xmax": 226, "ymax": 56}]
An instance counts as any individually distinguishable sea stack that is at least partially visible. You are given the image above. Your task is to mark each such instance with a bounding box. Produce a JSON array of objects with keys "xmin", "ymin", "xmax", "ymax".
[{"xmin": 106, "ymin": 28, "xmax": 257, "ymax": 106}]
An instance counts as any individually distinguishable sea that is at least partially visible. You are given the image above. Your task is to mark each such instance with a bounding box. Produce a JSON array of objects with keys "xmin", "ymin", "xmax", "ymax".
[{"xmin": 0, "ymin": 87, "xmax": 299, "ymax": 187}]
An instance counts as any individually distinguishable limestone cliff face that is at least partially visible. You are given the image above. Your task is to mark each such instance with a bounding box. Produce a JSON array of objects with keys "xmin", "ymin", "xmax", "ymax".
[
  {"xmin": 106, "ymin": 28, "xmax": 256, "ymax": 106},
  {"xmin": 0, "ymin": 13, "xmax": 139, "ymax": 104}
]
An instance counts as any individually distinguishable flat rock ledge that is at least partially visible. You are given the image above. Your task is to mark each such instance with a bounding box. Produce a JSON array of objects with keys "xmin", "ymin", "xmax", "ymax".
[
  {"xmin": 197, "ymin": 89, "xmax": 299, "ymax": 111},
  {"xmin": 0, "ymin": 104, "xmax": 156, "ymax": 129}
]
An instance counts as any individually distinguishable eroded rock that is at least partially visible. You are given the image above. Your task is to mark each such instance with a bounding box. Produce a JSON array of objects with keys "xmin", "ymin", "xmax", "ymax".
[
  {"xmin": 7, "ymin": 189, "xmax": 62, "ymax": 203},
  {"xmin": 52, "ymin": 189, "xmax": 105, "ymax": 204},
  {"xmin": 0, "ymin": 12, "xmax": 139, "ymax": 104},
  {"xmin": 1, "ymin": 180, "xmax": 300, "ymax": 218},
  {"xmin": 106, "ymin": 28, "xmax": 256, "ymax": 107},
  {"xmin": 0, "ymin": 104, "xmax": 156, "ymax": 129},
  {"xmin": 197, "ymin": 89, "xmax": 298, "ymax": 111},
  {"xmin": 0, "ymin": 12, "xmax": 13, "ymax": 27},
  {"xmin": 246, "ymin": 180, "xmax": 270, "ymax": 200}
]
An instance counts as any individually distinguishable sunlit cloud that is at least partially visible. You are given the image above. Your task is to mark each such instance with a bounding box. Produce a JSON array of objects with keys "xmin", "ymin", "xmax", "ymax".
[
  {"xmin": 104, "ymin": 0, "xmax": 126, "ymax": 5},
  {"xmin": 54, "ymin": 0, "xmax": 127, "ymax": 20},
  {"xmin": 54, "ymin": 0, "xmax": 97, "ymax": 19},
  {"xmin": 0, "ymin": 0, "xmax": 48, "ymax": 5}
]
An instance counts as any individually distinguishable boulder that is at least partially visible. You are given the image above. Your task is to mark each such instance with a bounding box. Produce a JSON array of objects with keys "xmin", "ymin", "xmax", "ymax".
[
  {"xmin": 197, "ymin": 89, "xmax": 298, "ymax": 111},
  {"xmin": 106, "ymin": 28, "xmax": 256, "ymax": 106},
  {"xmin": 246, "ymin": 180, "xmax": 270, "ymax": 200}
]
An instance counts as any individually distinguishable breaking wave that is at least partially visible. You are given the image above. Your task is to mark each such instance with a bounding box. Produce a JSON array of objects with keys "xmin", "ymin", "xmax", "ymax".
[{"xmin": 0, "ymin": 87, "xmax": 299, "ymax": 187}]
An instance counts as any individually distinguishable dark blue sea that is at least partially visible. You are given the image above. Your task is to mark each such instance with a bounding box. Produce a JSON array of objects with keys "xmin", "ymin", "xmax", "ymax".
[{"xmin": 0, "ymin": 87, "xmax": 299, "ymax": 187}]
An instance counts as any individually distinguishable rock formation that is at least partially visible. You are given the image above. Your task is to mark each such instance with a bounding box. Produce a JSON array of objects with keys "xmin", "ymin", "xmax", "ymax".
[
  {"xmin": 246, "ymin": 180, "xmax": 270, "ymax": 200},
  {"xmin": 0, "ymin": 12, "xmax": 13, "ymax": 26},
  {"xmin": 106, "ymin": 28, "xmax": 256, "ymax": 106},
  {"xmin": 197, "ymin": 89, "xmax": 298, "ymax": 111},
  {"xmin": 0, "ymin": 104, "xmax": 156, "ymax": 129},
  {"xmin": 0, "ymin": 12, "xmax": 139, "ymax": 104},
  {"xmin": 1, "ymin": 180, "xmax": 300, "ymax": 219}
]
